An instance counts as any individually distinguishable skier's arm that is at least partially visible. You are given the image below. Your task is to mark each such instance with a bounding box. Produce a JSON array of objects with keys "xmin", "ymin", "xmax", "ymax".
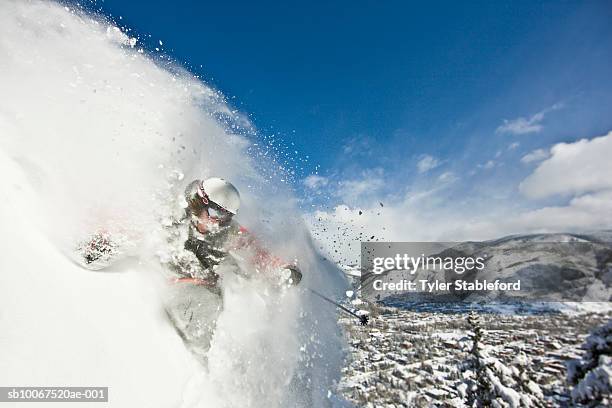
[
  {"xmin": 233, "ymin": 226, "xmax": 302, "ymax": 285},
  {"xmin": 169, "ymin": 276, "xmax": 218, "ymax": 288}
]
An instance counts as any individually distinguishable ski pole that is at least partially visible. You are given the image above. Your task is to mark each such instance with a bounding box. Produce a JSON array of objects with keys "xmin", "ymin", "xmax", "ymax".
[{"xmin": 308, "ymin": 288, "xmax": 369, "ymax": 325}]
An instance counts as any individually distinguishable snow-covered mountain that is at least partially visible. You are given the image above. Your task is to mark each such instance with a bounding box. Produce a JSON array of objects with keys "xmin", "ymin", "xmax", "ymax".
[
  {"xmin": 443, "ymin": 232, "xmax": 612, "ymax": 302},
  {"xmin": 360, "ymin": 232, "xmax": 612, "ymax": 304}
]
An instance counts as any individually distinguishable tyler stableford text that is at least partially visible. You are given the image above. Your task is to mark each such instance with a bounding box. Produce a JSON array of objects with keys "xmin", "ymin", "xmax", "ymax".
[{"xmin": 373, "ymin": 279, "xmax": 521, "ymax": 292}]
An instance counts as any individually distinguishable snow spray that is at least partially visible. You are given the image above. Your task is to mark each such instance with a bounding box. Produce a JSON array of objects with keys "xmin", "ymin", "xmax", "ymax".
[{"xmin": 0, "ymin": 1, "xmax": 346, "ymax": 406}]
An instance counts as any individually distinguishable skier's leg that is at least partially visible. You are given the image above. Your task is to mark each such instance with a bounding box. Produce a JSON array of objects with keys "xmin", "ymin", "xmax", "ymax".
[{"xmin": 164, "ymin": 281, "xmax": 223, "ymax": 363}]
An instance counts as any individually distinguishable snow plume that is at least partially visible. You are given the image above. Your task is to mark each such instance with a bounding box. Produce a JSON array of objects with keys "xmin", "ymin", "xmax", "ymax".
[{"xmin": 0, "ymin": 1, "xmax": 345, "ymax": 407}]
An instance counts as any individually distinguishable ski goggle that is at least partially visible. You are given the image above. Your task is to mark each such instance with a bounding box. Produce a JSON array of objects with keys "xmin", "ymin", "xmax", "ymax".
[
  {"xmin": 197, "ymin": 183, "xmax": 233, "ymax": 222},
  {"xmin": 206, "ymin": 200, "xmax": 233, "ymax": 223}
]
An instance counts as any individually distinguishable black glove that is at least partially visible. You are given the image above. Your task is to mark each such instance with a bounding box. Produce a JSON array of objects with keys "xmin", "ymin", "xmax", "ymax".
[{"xmin": 284, "ymin": 265, "xmax": 302, "ymax": 286}]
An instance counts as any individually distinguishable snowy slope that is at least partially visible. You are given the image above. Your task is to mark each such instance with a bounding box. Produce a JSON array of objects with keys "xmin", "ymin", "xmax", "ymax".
[
  {"xmin": 0, "ymin": 151, "xmax": 199, "ymax": 407},
  {"xmin": 0, "ymin": 1, "xmax": 346, "ymax": 407}
]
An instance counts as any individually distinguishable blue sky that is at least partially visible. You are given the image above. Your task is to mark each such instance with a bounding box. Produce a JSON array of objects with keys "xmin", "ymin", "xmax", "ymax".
[{"xmin": 91, "ymin": 0, "xmax": 612, "ymax": 246}]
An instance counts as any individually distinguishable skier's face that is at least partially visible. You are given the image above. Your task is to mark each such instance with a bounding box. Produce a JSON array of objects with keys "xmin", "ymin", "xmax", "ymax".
[{"xmin": 204, "ymin": 201, "xmax": 233, "ymax": 225}]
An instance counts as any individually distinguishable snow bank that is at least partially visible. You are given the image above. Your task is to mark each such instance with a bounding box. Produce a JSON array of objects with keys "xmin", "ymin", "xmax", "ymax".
[{"xmin": 0, "ymin": 1, "xmax": 345, "ymax": 406}]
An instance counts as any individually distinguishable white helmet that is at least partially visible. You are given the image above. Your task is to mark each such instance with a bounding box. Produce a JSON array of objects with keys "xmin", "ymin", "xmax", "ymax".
[{"xmin": 201, "ymin": 177, "xmax": 241, "ymax": 214}]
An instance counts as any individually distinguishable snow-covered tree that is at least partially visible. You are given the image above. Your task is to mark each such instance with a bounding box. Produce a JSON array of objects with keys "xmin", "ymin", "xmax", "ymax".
[
  {"xmin": 567, "ymin": 320, "xmax": 612, "ymax": 406},
  {"xmin": 465, "ymin": 312, "xmax": 490, "ymax": 407},
  {"xmin": 462, "ymin": 312, "xmax": 545, "ymax": 408}
]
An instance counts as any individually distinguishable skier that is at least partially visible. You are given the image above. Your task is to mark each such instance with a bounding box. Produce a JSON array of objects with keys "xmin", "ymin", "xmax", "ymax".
[
  {"xmin": 176, "ymin": 177, "xmax": 302, "ymax": 287},
  {"xmin": 164, "ymin": 177, "xmax": 302, "ymax": 360}
]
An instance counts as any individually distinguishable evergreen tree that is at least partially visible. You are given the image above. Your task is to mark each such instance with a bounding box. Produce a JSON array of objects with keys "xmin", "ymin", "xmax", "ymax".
[
  {"xmin": 567, "ymin": 320, "xmax": 612, "ymax": 406},
  {"xmin": 463, "ymin": 311, "xmax": 544, "ymax": 408}
]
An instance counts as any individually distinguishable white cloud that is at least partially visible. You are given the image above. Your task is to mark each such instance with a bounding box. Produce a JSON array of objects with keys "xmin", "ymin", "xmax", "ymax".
[
  {"xmin": 307, "ymin": 130, "xmax": 612, "ymax": 266},
  {"xmin": 477, "ymin": 160, "xmax": 495, "ymax": 170},
  {"xmin": 508, "ymin": 142, "xmax": 520, "ymax": 150},
  {"xmin": 303, "ymin": 174, "xmax": 328, "ymax": 190},
  {"xmin": 512, "ymin": 190, "xmax": 612, "ymax": 231},
  {"xmin": 497, "ymin": 115, "xmax": 544, "ymax": 135},
  {"xmin": 520, "ymin": 131, "xmax": 612, "ymax": 199},
  {"xmin": 417, "ymin": 155, "xmax": 440, "ymax": 173},
  {"xmin": 496, "ymin": 103, "xmax": 563, "ymax": 135},
  {"xmin": 520, "ymin": 148, "xmax": 549, "ymax": 164},
  {"xmin": 308, "ymin": 186, "xmax": 612, "ymax": 267},
  {"xmin": 438, "ymin": 171, "xmax": 456, "ymax": 183},
  {"xmin": 337, "ymin": 171, "xmax": 385, "ymax": 204},
  {"xmin": 342, "ymin": 135, "xmax": 372, "ymax": 157}
]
